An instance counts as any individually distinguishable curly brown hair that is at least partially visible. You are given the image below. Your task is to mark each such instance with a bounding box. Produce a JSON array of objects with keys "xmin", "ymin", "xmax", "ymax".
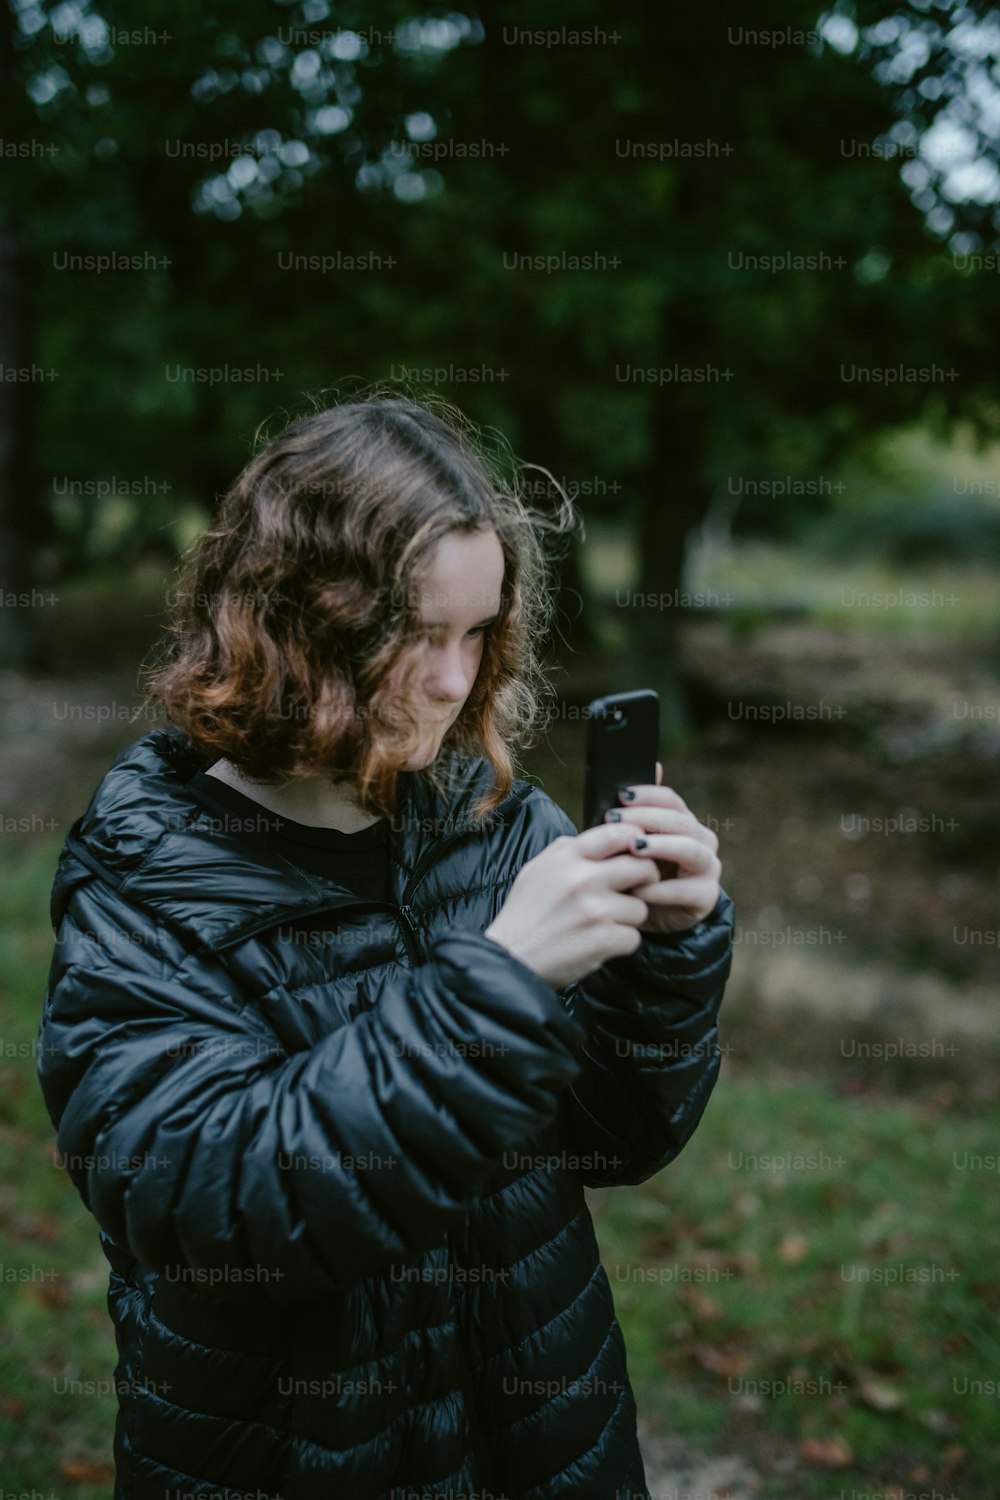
[{"xmin": 138, "ymin": 386, "xmax": 579, "ymax": 824}]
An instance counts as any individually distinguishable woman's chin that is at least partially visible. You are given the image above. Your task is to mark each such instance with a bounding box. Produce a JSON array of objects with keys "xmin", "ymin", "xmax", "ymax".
[{"xmin": 401, "ymin": 728, "xmax": 449, "ymax": 770}]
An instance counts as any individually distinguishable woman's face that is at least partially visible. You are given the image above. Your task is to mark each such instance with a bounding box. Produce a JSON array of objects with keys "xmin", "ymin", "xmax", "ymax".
[{"xmin": 388, "ymin": 527, "xmax": 505, "ymax": 769}]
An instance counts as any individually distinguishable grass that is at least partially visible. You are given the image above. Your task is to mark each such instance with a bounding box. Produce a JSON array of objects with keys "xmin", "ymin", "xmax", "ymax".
[
  {"xmin": 592, "ymin": 1069, "xmax": 999, "ymax": 1495},
  {"xmin": 2, "ymin": 821, "xmax": 997, "ymax": 1495},
  {"xmin": 0, "ymin": 834, "xmax": 117, "ymax": 1495},
  {"xmin": 581, "ymin": 422, "xmax": 1000, "ymax": 644},
  {"xmin": 581, "ymin": 526, "xmax": 1000, "ymax": 642},
  {"xmin": 691, "ymin": 538, "xmax": 1000, "ymax": 640}
]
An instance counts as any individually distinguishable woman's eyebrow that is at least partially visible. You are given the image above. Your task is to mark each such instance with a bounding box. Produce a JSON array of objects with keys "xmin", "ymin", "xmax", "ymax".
[{"xmin": 421, "ymin": 610, "xmax": 501, "ymax": 629}]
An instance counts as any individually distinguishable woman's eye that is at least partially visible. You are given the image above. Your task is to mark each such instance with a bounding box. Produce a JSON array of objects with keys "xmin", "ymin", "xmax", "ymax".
[{"xmin": 414, "ymin": 625, "xmax": 491, "ymax": 643}]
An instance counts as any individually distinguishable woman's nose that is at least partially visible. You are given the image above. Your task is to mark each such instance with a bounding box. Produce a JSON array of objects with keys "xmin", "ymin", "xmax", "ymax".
[{"xmin": 424, "ymin": 657, "xmax": 472, "ymax": 703}]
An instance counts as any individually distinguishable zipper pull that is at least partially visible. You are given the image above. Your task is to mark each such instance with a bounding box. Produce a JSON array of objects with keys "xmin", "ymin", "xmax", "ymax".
[{"xmin": 396, "ymin": 903, "xmax": 423, "ymax": 965}]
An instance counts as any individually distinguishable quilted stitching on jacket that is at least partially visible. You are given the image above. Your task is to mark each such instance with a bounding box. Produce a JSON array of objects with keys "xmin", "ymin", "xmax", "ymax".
[{"xmin": 37, "ymin": 726, "xmax": 733, "ymax": 1499}]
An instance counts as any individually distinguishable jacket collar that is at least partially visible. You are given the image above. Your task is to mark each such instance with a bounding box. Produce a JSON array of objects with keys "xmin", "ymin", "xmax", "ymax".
[{"xmin": 51, "ymin": 725, "xmax": 528, "ymax": 952}]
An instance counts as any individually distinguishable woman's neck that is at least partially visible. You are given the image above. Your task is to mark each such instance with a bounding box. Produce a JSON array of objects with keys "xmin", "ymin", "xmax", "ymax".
[{"xmin": 204, "ymin": 760, "xmax": 384, "ymax": 833}]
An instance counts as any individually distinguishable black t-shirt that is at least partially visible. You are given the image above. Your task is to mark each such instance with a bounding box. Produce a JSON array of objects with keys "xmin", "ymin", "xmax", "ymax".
[{"xmin": 186, "ymin": 771, "xmax": 391, "ymax": 905}]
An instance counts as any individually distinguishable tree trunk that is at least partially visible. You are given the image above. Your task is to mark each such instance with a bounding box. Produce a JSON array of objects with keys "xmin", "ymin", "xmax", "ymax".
[
  {"xmin": 0, "ymin": 210, "xmax": 44, "ymax": 671},
  {"xmin": 617, "ymin": 379, "xmax": 708, "ymax": 745},
  {"xmin": 511, "ymin": 402, "xmax": 600, "ymax": 660}
]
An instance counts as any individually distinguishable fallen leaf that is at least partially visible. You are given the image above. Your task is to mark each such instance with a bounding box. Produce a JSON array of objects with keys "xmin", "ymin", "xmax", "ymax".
[
  {"xmin": 798, "ymin": 1434, "xmax": 853, "ymax": 1467},
  {"xmin": 779, "ymin": 1232, "xmax": 808, "ymax": 1264},
  {"xmin": 60, "ymin": 1460, "xmax": 116, "ymax": 1481},
  {"xmin": 921, "ymin": 1408, "xmax": 958, "ymax": 1436},
  {"xmin": 857, "ymin": 1376, "xmax": 905, "ymax": 1412},
  {"xmin": 916, "ymin": 1081, "xmax": 957, "ymax": 1120},
  {"xmin": 639, "ymin": 1233, "xmax": 676, "ymax": 1258},
  {"xmin": 691, "ymin": 1248, "xmax": 760, "ymax": 1276},
  {"xmin": 693, "ymin": 1344, "xmax": 754, "ymax": 1378},
  {"xmin": 679, "ymin": 1287, "xmax": 722, "ymax": 1321},
  {"xmin": 25, "ymin": 1280, "xmax": 70, "ymax": 1310}
]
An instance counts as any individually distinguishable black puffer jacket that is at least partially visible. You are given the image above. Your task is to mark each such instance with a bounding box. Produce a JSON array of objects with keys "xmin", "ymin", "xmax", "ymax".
[{"xmin": 37, "ymin": 725, "xmax": 733, "ymax": 1499}]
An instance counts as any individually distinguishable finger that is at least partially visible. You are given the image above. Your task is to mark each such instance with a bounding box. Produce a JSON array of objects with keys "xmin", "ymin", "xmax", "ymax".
[
  {"xmin": 605, "ymin": 890, "xmax": 652, "ymax": 926},
  {"xmin": 599, "ymin": 851, "xmax": 665, "ymax": 891},
  {"xmin": 573, "ymin": 820, "xmax": 661, "ymax": 861},
  {"xmin": 618, "ymin": 783, "xmax": 689, "ymax": 812},
  {"xmin": 630, "ymin": 876, "xmax": 719, "ymax": 908},
  {"xmin": 605, "ymin": 806, "xmax": 718, "ymax": 850},
  {"xmin": 655, "ymin": 760, "xmax": 663, "ymax": 786},
  {"xmin": 628, "ymin": 833, "xmax": 721, "ymax": 879}
]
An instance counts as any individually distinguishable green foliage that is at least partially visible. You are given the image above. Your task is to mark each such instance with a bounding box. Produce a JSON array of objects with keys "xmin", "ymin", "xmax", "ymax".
[
  {"xmin": 8, "ymin": 0, "xmax": 1000, "ymax": 588},
  {"xmin": 0, "ymin": 836, "xmax": 117, "ymax": 1494},
  {"xmin": 810, "ymin": 492, "xmax": 1000, "ymax": 563}
]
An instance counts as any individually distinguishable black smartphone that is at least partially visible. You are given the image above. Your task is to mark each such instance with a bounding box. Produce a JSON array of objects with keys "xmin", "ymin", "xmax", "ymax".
[{"xmin": 582, "ymin": 689, "xmax": 660, "ymax": 830}]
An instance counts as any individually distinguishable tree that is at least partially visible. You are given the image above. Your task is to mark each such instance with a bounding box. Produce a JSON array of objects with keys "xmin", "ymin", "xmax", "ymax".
[{"xmin": 10, "ymin": 0, "xmax": 1000, "ymax": 728}]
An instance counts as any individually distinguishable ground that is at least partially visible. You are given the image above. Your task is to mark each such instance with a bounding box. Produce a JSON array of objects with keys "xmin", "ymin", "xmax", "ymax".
[{"xmin": 3, "ymin": 584, "xmax": 997, "ymax": 1496}]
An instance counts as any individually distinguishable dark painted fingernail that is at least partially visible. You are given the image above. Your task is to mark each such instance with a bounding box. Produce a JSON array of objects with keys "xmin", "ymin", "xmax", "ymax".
[
  {"xmin": 619, "ymin": 787, "xmax": 636, "ymax": 801},
  {"xmin": 634, "ymin": 837, "xmax": 648, "ymax": 849},
  {"xmin": 607, "ymin": 810, "xmax": 623, "ymax": 822}
]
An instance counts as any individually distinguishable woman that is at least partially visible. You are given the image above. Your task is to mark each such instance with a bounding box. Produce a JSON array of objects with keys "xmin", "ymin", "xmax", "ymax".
[{"xmin": 38, "ymin": 392, "xmax": 733, "ymax": 1500}]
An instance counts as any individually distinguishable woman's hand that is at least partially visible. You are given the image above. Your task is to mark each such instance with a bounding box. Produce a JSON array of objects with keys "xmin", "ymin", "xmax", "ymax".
[
  {"xmin": 483, "ymin": 822, "xmax": 661, "ymax": 991},
  {"xmin": 603, "ymin": 762, "xmax": 722, "ymax": 935}
]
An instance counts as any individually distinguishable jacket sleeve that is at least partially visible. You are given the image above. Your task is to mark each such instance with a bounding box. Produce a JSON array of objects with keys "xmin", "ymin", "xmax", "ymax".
[
  {"xmin": 37, "ymin": 872, "xmax": 591, "ymax": 1307},
  {"xmin": 539, "ymin": 799, "xmax": 733, "ymax": 1189}
]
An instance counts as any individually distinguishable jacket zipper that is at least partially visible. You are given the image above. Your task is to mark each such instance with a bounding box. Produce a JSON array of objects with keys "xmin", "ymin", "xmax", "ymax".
[
  {"xmin": 397, "ymin": 779, "xmax": 533, "ymax": 906},
  {"xmin": 71, "ymin": 768, "xmax": 526, "ymax": 1478},
  {"xmin": 207, "ymin": 781, "xmax": 534, "ymax": 956},
  {"xmin": 203, "ymin": 783, "xmax": 516, "ymax": 1474}
]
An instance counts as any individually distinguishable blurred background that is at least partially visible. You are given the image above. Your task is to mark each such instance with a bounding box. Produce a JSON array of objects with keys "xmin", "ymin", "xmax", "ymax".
[{"xmin": 1, "ymin": 1, "xmax": 999, "ymax": 1494}]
